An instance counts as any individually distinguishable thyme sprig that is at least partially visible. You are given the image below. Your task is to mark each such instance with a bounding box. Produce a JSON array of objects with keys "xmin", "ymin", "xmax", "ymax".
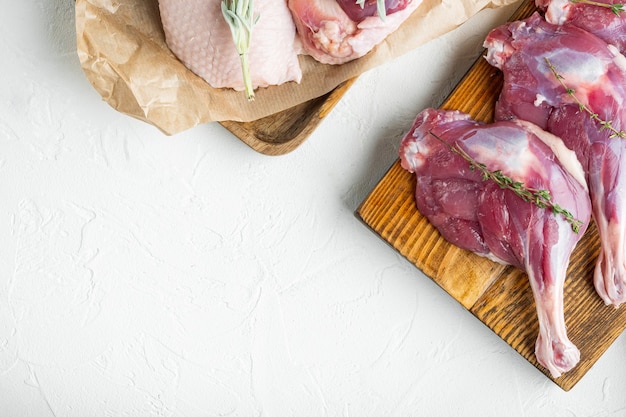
[
  {"xmin": 569, "ymin": 0, "xmax": 625, "ymax": 16},
  {"xmin": 221, "ymin": 0, "xmax": 260, "ymax": 101},
  {"xmin": 428, "ymin": 131, "xmax": 584, "ymax": 233},
  {"xmin": 356, "ymin": 0, "xmax": 387, "ymax": 20},
  {"xmin": 545, "ymin": 57, "xmax": 626, "ymax": 139}
]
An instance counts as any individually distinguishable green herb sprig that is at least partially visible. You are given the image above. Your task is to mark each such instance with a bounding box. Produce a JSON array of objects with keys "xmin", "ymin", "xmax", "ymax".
[
  {"xmin": 221, "ymin": 0, "xmax": 259, "ymax": 101},
  {"xmin": 569, "ymin": 0, "xmax": 625, "ymax": 16},
  {"xmin": 356, "ymin": 0, "xmax": 387, "ymax": 20},
  {"xmin": 428, "ymin": 131, "xmax": 584, "ymax": 233},
  {"xmin": 545, "ymin": 57, "xmax": 626, "ymax": 139}
]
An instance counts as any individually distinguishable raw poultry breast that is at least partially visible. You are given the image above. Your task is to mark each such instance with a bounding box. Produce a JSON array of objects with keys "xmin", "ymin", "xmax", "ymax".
[
  {"xmin": 399, "ymin": 108, "xmax": 592, "ymax": 378},
  {"xmin": 158, "ymin": 0, "xmax": 302, "ymax": 91}
]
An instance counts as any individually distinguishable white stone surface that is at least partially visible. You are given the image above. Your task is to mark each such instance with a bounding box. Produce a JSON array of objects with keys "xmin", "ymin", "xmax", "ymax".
[{"xmin": 1, "ymin": 1, "xmax": 625, "ymax": 416}]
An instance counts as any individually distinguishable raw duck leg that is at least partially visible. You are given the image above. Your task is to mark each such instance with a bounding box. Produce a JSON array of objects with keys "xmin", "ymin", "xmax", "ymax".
[
  {"xmin": 159, "ymin": 0, "xmax": 302, "ymax": 92},
  {"xmin": 484, "ymin": 13, "xmax": 626, "ymax": 306},
  {"xmin": 287, "ymin": 0, "xmax": 420, "ymax": 65},
  {"xmin": 536, "ymin": 0, "xmax": 626, "ymax": 54},
  {"xmin": 399, "ymin": 108, "xmax": 592, "ymax": 378}
]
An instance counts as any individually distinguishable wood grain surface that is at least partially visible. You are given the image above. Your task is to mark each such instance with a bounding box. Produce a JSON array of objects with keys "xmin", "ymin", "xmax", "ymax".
[
  {"xmin": 357, "ymin": 0, "xmax": 626, "ymax": 391},
  {"xmin": 220, "ymin": 78, "xmax": 357, "ymax": 155}
]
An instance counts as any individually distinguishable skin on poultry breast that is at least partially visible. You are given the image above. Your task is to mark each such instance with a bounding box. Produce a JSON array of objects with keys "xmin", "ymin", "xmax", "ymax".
[{"xmin": 158, "ymin": 0, "xmax": 302, "ymax": 91}]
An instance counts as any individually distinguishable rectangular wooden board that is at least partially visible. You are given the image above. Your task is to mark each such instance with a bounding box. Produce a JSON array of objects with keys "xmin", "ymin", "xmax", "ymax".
[{"xmin": 356, "ymin": 0, "xmax": 626, "ymax": 391}]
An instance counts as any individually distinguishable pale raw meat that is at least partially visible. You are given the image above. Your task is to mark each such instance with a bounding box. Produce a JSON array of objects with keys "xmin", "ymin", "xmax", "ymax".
[
  {"xmin": 485, "ymin": 13, "xmax": 626, "ymax": 307},
  {"xmin": 287, "ymin": 0, "xmax": 420, "ymax": 65},
  {"xmin": 399, "ymin": 108, "xmax": 591, "ymax": 378},
  {"xmin": 536, "ymin": 0, "xmax": 626, "ymax": 54},
  {"xmin": 158, "ymin": 0, "xmax": 302, "ymax": 91}
]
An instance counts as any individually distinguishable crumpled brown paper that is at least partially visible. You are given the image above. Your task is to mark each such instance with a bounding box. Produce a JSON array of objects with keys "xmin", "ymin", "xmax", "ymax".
[{"xmin": 75, "ymin": 0, "xmax": 521, "ymax": 135}]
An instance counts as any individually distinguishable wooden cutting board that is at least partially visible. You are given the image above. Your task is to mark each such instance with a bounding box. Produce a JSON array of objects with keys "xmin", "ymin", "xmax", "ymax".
[{"xmin": 357, "ymin": 0, "xmax": 626, "ymax": 391}]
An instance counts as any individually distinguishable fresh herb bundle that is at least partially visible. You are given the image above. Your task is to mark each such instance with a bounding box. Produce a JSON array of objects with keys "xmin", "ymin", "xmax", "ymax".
[{"xmin": 222, "ymin": 0, "xmax": 260, "ymax": 101}]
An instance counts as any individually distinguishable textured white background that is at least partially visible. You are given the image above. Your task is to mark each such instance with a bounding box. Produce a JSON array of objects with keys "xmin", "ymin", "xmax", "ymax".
[{"xmin": 1, "ymin": 1, "xmax": 625, "ymax": 416}]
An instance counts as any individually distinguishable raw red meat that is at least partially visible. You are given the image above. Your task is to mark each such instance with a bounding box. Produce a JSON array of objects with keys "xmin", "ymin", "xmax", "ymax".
[
  {"xmin": 536, "ymin": 0, "xmax": 626, "ymax": 54},
  {"xmin": 399, "ymin": 108, "xmax": 592, "ymax": 378},
  {"xmin": 336, "ymin": 0, "xmax": 411, "ymax": 22},
  {"xmin": 287, "ymin": 0, "xmax": 420, "ymax": 65},
  {"xmin": 485, "ymin": 13, "xmax": 626, "ymax": 307}
]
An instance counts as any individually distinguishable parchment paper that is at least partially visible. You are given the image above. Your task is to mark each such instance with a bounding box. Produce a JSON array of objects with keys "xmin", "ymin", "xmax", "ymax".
[{"xmin": 75, "ymin": 0, "xmax": 521, "ymax": 135}]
